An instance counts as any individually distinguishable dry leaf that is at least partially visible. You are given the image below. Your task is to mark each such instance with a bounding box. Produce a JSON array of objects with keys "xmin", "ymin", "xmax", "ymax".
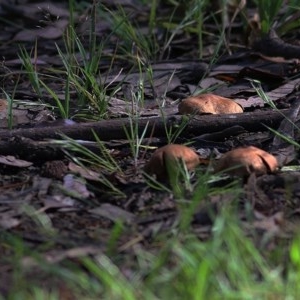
[
  {"xmin": 214, "ymin": 146, "xmax": 278, "ymax": 176},
  {"xmin": 89, "ymin": 203, "xmax": 135, "ymax": 224},
  {"xmin": 144, "ymin": 144, "xmax": 200, "ymax": 180},
  {"xmin": 178, "ymin": 93, "xmax": 243, "ymax": 115},
  {"xmin": 21, "ymin": 246, "xmax": 101, "ymax": 267},
  {"xmin": 0, "ymin": 99, "xmax": 8, "ymax": 111},
  {"xmin": 253, "ymin": 211, "xmax": 284, "ymax": 234},
  {"xmin": 63, "ymin": 174, "xmax": 92, "ymax": 199},
  {"xmin": 0, "ymin": 155, "xmax": 32, "ymax": 167},
  {"xmin": 68, "ymin": 162, "xmax": 100, "ymax": 181},
  {"xmin": 14, "ymin": 19, "xmax": 69, "ymax": 41},
  {"xmin": 0, "ymin": 99, "xmax": 32, "ymax": 128},
  {"xmin": 0, "ymin": 215, "xmax": 20, "ymax": 229}
]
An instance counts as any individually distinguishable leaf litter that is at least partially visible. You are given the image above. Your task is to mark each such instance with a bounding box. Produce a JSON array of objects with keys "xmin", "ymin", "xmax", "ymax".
[{"xmin": 1, "ymin": 0, "xmax": 300, "ymax": 295}]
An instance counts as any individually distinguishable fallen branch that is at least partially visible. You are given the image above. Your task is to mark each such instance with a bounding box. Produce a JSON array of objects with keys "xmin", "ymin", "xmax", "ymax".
[
  {"xmin": 253, "ymin": 30, "xmax": 300, "ymax": 59},
  {"xmin": 0, "ymin": 109, "xmax": 287, "ymax": 142}
]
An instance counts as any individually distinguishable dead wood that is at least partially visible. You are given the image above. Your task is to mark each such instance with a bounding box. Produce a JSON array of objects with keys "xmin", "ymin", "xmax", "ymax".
[
  {"xmin": 0, "ymin": 137, "xmax": 64, "ymax": 161},
  {"xmin": 253, "ymin": 30, "xmax": 300, "ymax": 59},
  {"xmin": 0, "ymin": 109, "xmax": 288, "ymax": 143}
]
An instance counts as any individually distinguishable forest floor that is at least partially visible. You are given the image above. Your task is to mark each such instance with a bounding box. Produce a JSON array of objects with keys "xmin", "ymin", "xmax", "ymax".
[{"xmin": 1, "ymin": 0, "xmax": 300, "ymax": 299}]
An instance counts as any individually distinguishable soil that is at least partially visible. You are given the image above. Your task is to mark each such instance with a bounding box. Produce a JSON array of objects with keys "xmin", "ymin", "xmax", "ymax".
[{"xmin": 1, "ymin": 0, "xmax": 300, "ymax": 295}]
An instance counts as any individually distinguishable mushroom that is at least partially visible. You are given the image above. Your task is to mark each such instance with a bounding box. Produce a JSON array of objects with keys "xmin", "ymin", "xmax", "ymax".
[
  {"xmin": 144, "ymin": 144, "xmax": 200, "ymax": 180},
  {"xmin": 178, "ymin": 94, "xmax": 243, "ymax": 115},
  {"xmin": 214, "ymin": 146, "xmax": 278, "ymax": 177}
]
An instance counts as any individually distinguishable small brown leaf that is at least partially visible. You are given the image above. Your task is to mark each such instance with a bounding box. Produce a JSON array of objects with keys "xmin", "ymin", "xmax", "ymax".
[
  {"xmin": 144, "ymin": 144, "xmax": 200, "ymax": 180},
  {"xmin": 0, "ymin": 99, "xmax": 8, "ymax": 111},
  {"xmin": 89, "ymin": 203, "xmax": 135, "ymax": 224},
  {"xmin": 178, "ymin": 94, "xmax": 243, "ymax": 115},
  {"xmin": 214, "ymin": 146, "xmax": 278, "ymax": 176},
  {"xmin": 68, "ymin": 162, "xmax": 100, "ymax": 181},
  {"xmin": 0, "ymin": 155, "xmax": 32, "ymax": 167}
]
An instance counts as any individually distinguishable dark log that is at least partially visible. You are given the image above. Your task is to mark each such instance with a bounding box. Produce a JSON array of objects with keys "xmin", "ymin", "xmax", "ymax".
[
  {"xmin": 253, "ymin": 30, "xmax": 300, "ymax": 59},
  {"xmin": 0, "ymin": 109, "xmax": 287, "ymax": 142}
]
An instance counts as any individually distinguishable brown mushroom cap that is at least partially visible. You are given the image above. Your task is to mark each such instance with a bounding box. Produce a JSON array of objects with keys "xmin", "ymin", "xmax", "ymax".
[
  {"xmin": 214, "ymin": 146, "xmax": 278, "ymax": 177},
  {"xmin": 144, "ymin": 144, "xmax": 200, "ymax": 180},
  {"xmin": 178, "ymin": 94, "xmax": 243, "ymax": 115}
]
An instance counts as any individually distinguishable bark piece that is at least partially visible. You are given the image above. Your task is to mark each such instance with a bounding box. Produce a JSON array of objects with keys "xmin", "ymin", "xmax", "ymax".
[{"xmin": 41, "ymin": 160, "xmax": 68, "ymax": 179}]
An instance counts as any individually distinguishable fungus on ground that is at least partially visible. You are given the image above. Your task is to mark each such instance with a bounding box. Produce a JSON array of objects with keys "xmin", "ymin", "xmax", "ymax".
[
  {"xmin": 178, "ymin": 93, "xmax": 243, "ymax": 115},
  {"xmin": 144, "ymin": 144, "xmax": 200, "ymax": 181},
  {"xmin": 214, "ymin": 146, "xmax": 278, "ymax": 177}
]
